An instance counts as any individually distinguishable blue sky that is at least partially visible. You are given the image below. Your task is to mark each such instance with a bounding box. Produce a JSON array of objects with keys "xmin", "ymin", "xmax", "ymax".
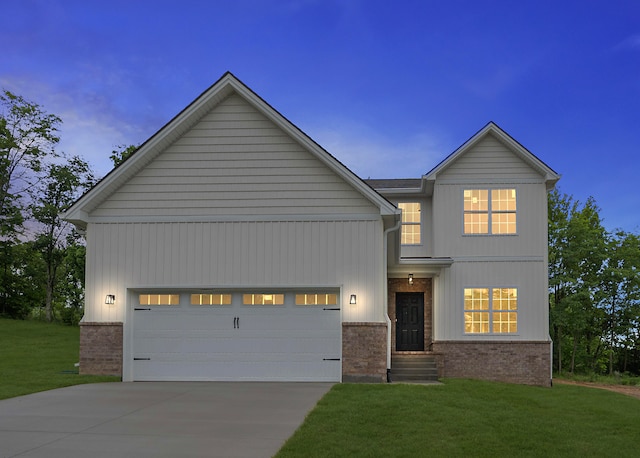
[{"xmin": 2, "ymin": 0, "xmax": 639, "ymax": 231}]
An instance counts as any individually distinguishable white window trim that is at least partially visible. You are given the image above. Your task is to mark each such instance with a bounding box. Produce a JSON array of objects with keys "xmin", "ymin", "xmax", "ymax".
[
  {"xmin": 463, "ymin": 287, "xmax": 518, "ymax": 335},
  {"xmin": 462, "ymin": 188, "xmax": 518, "ymax": 236},
  {"xmin": 398, "ymin": 202, "xmax": 422, "ymax": 246}
]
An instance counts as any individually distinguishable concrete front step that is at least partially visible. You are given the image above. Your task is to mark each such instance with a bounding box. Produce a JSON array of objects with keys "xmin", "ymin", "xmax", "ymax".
[{"xmin": 390, "ymin": 355, "xmax": 439, "ymax": 382}]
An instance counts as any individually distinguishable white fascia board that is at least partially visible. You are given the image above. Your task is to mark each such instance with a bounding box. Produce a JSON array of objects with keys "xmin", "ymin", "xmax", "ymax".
[{"xmin": 424, "ymin": 122, "xmax": 560, "ymax": 187}]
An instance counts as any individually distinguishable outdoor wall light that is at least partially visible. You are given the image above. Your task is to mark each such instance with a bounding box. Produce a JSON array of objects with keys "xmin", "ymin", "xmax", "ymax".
[
  {"xmin": 349, "ymin": 294, "xmax": 357, "ymax": 305},
  {"xmin": 408, "ymin": 273, "xmax": 414, "ymax": 285},
  {"xmin": 105, "ymin": 294, "xmax": 116, "ymax": 305}
]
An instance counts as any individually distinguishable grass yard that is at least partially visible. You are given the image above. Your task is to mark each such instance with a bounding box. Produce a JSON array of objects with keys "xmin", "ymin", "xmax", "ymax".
[
  {"xmin": 277, "ymin": 380, "xmax": 640, "ymax": 457},
  {"xmin": 0, "ymin": 318, "xmax": 118, "ymax": 400}
]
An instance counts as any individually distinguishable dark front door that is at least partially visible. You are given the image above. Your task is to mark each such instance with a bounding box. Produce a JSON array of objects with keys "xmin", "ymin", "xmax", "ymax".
[{"xmin": 396, "ymin": 292, "xmax": 424, "ymax": 351}]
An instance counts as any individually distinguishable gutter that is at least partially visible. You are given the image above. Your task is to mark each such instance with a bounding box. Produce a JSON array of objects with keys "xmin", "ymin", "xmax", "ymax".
[{"xmin": 383, "ymin": 216, "xmax": 402, "ymax": 382}]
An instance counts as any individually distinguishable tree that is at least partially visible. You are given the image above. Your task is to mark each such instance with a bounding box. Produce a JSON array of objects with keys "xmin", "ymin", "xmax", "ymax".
[
  {"xmin": 30, "ymin": 156, "xmax": 93, "ymax": 322},
  {"xmin": 598, "ymin": 231, "xmax": 640, "ymax": 374},
  {"xmin": 548, "ymin": 191, "xmax": 608, "ymax": 374},
  {"xmin": 0, "ymin": 90, "xmax": 61, "ymax": 240},
  {"xmin": 109, "ymin": 144, "xmax": 138, "ymax": 167},
  {"xmin": 57, "ymin": 234, "xmax": 87, "ymax": 325}
]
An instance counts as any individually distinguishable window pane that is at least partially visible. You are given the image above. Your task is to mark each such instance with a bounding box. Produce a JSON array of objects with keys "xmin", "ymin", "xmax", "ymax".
[
  {"xmin": 464, "ymin": 213, "xmax": 488, "ymax": 234},
  {"xmin": 191, "ymin": 293, "xmax": 232, "ymax": 305},
  {"xmin": 295, "ymin": 293, "xmax": 338, "ymax": 305},
  {"xmin": 399, "ymin": 202, "xmax": 421, "ymax": 223},
  {"xmin": 492, "ymin": 288, "xmax": 518, "ymax": 310},
  {"xmin": 401, "ymin": 224, "xmax": 421, "ymax": 244},
  {"xmin": 491, "ymin": 189, "xmax": 517, "ymax": 211},
  {"xmin": 493, "ymin": 312, "xmax": 518, "ymax": 333},
  {"xmin": 139, "ymin": 294, "xmax": 180, "ymax": 306},
  {"xmin": 492, "ymin": 213, "xmax": 517, "ymax": 234},
  {"xmin": 464, "ymin": 190, "xmax": 488, "ymax": 211},
  {"xmin": 464, "ymin": 288, "xmax": 489, "ymax": 310},
  {"xmin": 465, "ymin": 312, "xmax": 489, "ymax": 333},
  {"xmin": 243, "ymin": 294, "xmax": 284, "ymax": 305}
]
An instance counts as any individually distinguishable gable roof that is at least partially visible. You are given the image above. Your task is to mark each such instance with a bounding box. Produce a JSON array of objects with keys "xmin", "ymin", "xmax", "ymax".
[
  {"xmin": 63, "ymin": 72, "xmax": 399, "ymax": 228},
  {"xmin": 424, "ymin": 121, "xmax": 560, "ymax": 190}
]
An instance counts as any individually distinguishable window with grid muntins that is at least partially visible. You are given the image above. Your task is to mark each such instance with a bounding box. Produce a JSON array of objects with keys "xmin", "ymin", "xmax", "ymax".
[
  {"xmin": 464, "ymin": 288, "xmax": 517, "ymax": 334},
  {"xmin": 398, "ymin": 202, "xmax": 421, "ymax": 244},
  {"xmin": 463, "ymin": 189, "xmax": 516, "ymax": 234}
]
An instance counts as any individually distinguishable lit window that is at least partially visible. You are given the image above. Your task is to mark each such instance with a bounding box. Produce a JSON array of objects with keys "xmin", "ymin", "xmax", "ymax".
[
  {"xmin": 191, "ymin": 293, "xmax": 232, "ymax": 305},
  {"xmin": 463, "ymin": 189, "xmax": 516, "ymax": 234},
  {"xmin": 464, "ymin": 288, "xmax": 517, "ymax": 334},
  {"xmin": 139, "ymin": 294, "xmax": 180, "ymax": 306},
  {"xmin": 295, "ymin": 293, "xmax": 338, "ymax": 305},
  {"xmin": 398, "ymin": 202, "xmax": 421, "ymax": 245},
  {"xmin": 243, "ymin": 294, "xmax": 284, "ymax": 305}
]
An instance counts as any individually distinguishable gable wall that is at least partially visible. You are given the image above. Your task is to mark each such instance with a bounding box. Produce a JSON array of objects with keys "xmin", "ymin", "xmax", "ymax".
[
  {"xmin": 436, "ymin": 134, "xmax": 542, "ymax": 181},
  {"xmin": 90, "ymin": 93, "xmax": 379, "ymax": 219}
]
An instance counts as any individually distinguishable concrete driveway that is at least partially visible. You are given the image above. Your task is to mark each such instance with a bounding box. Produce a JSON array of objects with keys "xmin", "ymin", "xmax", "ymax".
[{"xmin": 0, "ymin": 382, "xmax": 333, "ymax": 458}]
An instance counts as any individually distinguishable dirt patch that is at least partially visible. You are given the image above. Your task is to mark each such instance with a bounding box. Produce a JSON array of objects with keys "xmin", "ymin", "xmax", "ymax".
[{"xmin": 554, "ymin": 379, "xmax": 640, "ymax": 400}]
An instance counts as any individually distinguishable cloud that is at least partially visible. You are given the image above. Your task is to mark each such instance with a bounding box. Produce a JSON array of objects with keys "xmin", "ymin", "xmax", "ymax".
[
  {"xmin": 614, "ymin": 34, "xmax": 640, "ymax": 51},
  {"xmin": 0, "ymin": 74, "xmax": 149, "ymax": 177},
  {"xmin": 303, "ymin": 118, "xmax": 445, "ymax": 179}
]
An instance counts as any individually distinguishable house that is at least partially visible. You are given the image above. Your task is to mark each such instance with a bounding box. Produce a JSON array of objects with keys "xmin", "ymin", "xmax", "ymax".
[{"xmin": 63, "ymin": 72, "xmax": 560, "ymax": 386}]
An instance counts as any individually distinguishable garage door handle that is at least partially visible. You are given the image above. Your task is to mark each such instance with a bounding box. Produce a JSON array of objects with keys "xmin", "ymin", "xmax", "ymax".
[
  {"xmin": 237, "ymin": 317, "xmax": 240, "ymax": 329},
  {"xmin": 323, "ymin": 358, "xmax": 341, "ymax": 361},
  {"xmin": 233, "ymin": 317, "xmax": 240, "ymax": 329}
]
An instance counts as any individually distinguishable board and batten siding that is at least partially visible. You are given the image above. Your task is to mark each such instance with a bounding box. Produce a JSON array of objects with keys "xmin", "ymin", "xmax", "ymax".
[
  {"xmin": 432, "ymin": 182, "xmax": 549, "ymax": 259},
  {"xmin": 85, "ymin": 220, "xmax": 385, "ymax": 324},
  {"xmin": 90, "ymin": 93, "xmax": 379, "ymax": 219},
  {"xmin": 433, "ymin": 259, "xmax": 549, "ymax": 341}
]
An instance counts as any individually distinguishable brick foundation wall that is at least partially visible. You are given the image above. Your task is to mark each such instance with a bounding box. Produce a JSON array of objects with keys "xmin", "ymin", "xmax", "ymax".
[
  {"xmin": 432, "ymin": 341, "xmax": 551, "ymax": 386},
  {"xmin": 79, "ymin": 322, "xmax": 123, "ymax": 377},
  {"xmin": 342, "ymin": 322, "xmax": 387, "ymax": 383},
  {"xmin": 388, "ymin": 278, "xmax": 433, "ymax": 351}
]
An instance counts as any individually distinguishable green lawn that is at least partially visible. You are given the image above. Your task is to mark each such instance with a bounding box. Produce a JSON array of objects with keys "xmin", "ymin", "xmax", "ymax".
[
  {"xmin": 277, "ymin": 380, "xmax": 640, "ymax": 457},
  {"xmin": 3, "ymin": 318, "xmax": 639, "ymax": 456},
  {"xmin": 0, "ymin": 318, "xmax": 118, "ymax": 400}
]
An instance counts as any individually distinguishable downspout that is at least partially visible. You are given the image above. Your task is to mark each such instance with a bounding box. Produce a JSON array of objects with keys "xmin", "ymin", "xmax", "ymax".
[{"xmin": 383, "ymin": 216, "xmax": 402, "ymax": 382}]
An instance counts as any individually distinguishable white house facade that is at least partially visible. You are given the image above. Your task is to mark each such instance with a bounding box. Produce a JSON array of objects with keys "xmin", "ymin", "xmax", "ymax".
[{"xmin": 64, "ymin": 73, "xmax": 559, "ymax": 386}]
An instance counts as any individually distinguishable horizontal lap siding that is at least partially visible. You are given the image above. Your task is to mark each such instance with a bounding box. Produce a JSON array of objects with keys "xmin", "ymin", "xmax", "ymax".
[
  {"xmin": 85, "ymin": 220, "xmax": 384, "ymax": 324},
  {"xmin": 91, "ymin": 93, "xmax": 377, "ymax": 218},
  {"xmin": 438, "ymin": 134, "xmax": 542, "ymax": 180}
]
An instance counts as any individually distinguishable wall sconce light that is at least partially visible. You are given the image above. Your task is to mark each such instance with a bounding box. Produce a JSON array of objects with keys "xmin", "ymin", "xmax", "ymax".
[
  {"xmin": 349, "ymin": 294, "xmax": 357, "ymax": 305},
  {"xmin": 105, "ymin": 294, "xmax": 116, "ymax": 305},
  {"xmin": 408, "ymin": 273, "xmax": 414, "ymax": 286}
]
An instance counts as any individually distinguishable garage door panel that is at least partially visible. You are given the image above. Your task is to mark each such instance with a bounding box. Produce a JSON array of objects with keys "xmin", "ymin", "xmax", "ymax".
[{"xmin": 132, "ymin": 298, "xmax": 341, "ymax": 381}]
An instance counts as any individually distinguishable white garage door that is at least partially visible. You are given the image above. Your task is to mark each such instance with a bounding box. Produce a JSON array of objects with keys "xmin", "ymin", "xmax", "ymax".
[{"xmin": 131, "ymin": 291, "xmax": 342, "ymax": 381}]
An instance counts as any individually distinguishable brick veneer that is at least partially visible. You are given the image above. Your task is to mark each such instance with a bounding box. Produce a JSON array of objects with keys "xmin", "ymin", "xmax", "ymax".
[
  {"xmin": 432, "ymin": 341, "xmax": 551, "ymax": 386},
  {"xmin": 388, "ymin": 278, "xmax": 433, "ymax": 351},
  {"xmin": 79, "ymin": 322, "xmax": 123, "ymax": 377},
  {"xmin": 342, "ymin": 322, "xmax": 387, "ymax": 382}
]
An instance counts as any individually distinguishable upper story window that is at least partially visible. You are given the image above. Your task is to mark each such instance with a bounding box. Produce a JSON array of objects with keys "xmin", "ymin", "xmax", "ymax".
[
  {"xmin": 398, "ymin": 202, "xmax": 421, "ymax": 245},
  {"xmin": 463, "ymin": 189, "xmax": 516, "ymax": 235}
]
